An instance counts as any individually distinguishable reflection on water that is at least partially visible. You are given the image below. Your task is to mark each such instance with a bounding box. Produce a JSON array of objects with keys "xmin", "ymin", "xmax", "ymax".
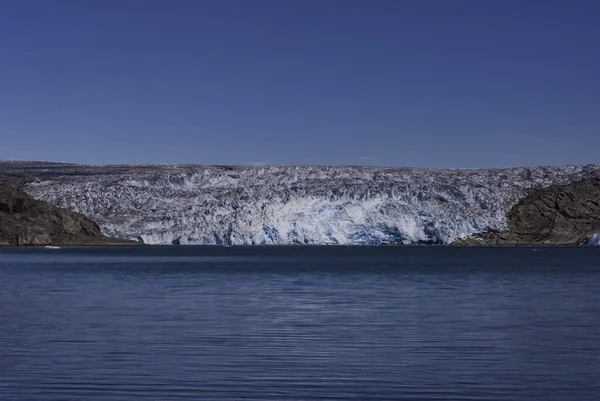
[{"xmin": 1, "ymin": 246, "xmax": 599, "ymax": 400}]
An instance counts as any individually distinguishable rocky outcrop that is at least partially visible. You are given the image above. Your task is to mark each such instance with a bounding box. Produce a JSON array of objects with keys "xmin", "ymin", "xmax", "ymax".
[
  {"xmin": 0, "ymin": 176, "xmax": 135, "ymax": 246},
  {"xmin": 454, "ymin": 178, "xmax": 600, "ymax": 245}
]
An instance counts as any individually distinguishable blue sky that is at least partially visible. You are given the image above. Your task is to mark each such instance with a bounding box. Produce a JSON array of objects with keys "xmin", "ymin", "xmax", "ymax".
[{"xmin": 1, "ymin": 0, "xmax": 599, "ymax": 167}]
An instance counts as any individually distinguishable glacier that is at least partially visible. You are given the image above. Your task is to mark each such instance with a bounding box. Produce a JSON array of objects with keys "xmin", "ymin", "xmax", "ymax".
[{"xmin": 2, "ymin": 162, "xmax": 599, "ymax": 245}]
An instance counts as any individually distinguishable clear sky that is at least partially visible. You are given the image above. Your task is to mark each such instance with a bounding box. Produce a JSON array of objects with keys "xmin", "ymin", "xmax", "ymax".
[{"xmin": 1, "ymin": 0, "xmax": 599, "ymax": 167}]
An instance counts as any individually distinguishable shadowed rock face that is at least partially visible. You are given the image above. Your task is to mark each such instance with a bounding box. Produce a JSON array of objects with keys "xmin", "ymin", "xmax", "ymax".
[
  {"xmin": 0, "ymin": 177, "xmax": 135, "ymax": 246},
  {"xmin": 455, "ymin": 178, "xmax": 600, "ymax": 245}
]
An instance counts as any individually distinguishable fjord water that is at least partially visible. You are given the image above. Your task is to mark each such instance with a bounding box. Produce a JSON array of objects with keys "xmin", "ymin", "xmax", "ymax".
[{"xmin": 1, "ymin": 246, "xmax": 599, "ymax": 400}]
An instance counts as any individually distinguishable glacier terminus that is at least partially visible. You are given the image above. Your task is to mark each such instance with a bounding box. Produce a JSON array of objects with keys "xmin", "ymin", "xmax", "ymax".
[{"xmin": 3, "ymin": 162, "xmax": 599, "ymax": 245}]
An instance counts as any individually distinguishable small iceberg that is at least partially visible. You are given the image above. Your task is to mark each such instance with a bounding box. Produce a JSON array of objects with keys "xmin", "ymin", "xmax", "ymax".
[{"xmin": 44, "ymin": 245, "xmax": 61, "ymax": 250}]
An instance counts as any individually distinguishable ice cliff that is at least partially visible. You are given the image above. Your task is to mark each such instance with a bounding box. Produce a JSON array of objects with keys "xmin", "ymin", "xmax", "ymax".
[{"xmin": 3, "ymin": 162, "xmax": 599, "ymax": 245}]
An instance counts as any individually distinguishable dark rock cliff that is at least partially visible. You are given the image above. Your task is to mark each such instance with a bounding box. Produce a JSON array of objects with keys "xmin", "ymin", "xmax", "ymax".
[
  {"xmin": 454, "ymin": 178, "xmax": 600, "ymax": 245},
  {"xmin": 0, "ymin": 176, "xmax": 135, "ymax": 246}
]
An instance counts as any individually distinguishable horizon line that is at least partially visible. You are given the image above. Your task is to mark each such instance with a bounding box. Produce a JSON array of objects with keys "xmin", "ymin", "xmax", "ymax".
[{"xmin": 0, "ymin": 159, "xmax": 599, "ymax": 171}]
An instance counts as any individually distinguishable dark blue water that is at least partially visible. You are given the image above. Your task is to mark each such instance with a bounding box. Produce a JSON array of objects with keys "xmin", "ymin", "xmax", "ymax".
[{"xmin": 1, "ymin": 246, "xmax": 599, "ymax": 400}]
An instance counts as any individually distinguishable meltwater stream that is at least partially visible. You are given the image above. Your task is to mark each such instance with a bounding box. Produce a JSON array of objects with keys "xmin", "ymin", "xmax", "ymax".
[{"xmin": 1, "ymin": 246, "xmax": 599, "ymax": 400}]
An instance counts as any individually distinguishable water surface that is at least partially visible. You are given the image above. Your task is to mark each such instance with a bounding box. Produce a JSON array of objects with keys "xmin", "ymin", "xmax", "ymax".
[{"xmin": 1, "ymin": 246, "xmax": 599, "ymax": 400}]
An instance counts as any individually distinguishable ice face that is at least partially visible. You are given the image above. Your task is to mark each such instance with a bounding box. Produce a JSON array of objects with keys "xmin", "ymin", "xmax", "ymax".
[
  {"xmin": 14, "ymin": 163, "xmax": 600, "ymax": 245},
  {"xmin": 582, "ymin": 233, "xmax": 600, "ymax": 246}
]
